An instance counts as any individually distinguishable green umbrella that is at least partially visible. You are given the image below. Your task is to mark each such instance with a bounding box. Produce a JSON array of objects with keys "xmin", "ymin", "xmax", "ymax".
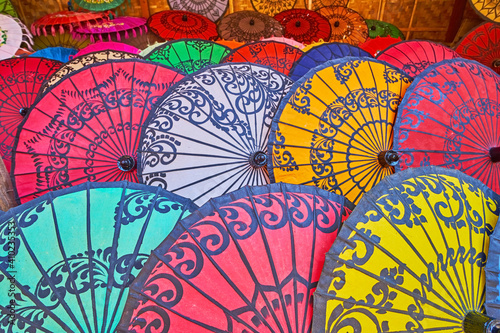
[
  {"xmin": 72, "ymin": 0, "xmax": 124, "ymax": 11},
  {"xmin": 143, "ymin": 38, "xmax": 231, "ymax": 74},
  {"xmin": 0, "ymin": 0, "xmax": 17, "ymax": 17},
  {"xmin": 0, "ymin": 181, "xmax": 197, "ymax": 332},
  {"xmin": 366, "ymin": 19, "xmax": 405, "ymax": 39}
]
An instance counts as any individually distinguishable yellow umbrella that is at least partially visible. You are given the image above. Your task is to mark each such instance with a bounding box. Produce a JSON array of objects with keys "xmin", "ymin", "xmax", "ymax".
[{"xmin": 268, "ymin": 57, "xmax": 412, "ymax": 204}]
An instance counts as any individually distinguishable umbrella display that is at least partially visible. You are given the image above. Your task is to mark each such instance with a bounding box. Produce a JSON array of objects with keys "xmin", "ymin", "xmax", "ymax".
[
  {"xmin": 251, "ymin": 0, "xmax": 296, "ymax": 17},
  {"xmin": 0, "ymin": 57, "xmax": 62, "ymax": 172},
  {"xmin": 274, "ymin": 9, "xmax": 331, "ymax": 45},
  {"xmin": 118, "ymin": 183, "xmax": 354, "ymax": 332},
  {"xmin": 468, "ymin": 0, "xmax": 500, "ymax": 22},
  {"xmin": 148, "ymin": 10, "xmax": 218, "ymax": 41},
  {"xmin": 288, "ymin": 42, "xmax": 371, "ymax": 81},
  {"xmin": 376, "ymin": 40, "xmax": 461, "ymax": 77},
  {"xmin": 167, "ymin": 0, "xmax": 228, "ymax": 22},
  {"xmin": 144, "ymin": 38, "xmax": 230, "ymax": 74},
  {"xmin": 138, "ymin": 63, "xmax": 293, "ymax": 206},
  {"xmin": 317, "ymin": 6, "xmax": 368, "ymax": 46},
  {"xmin": 30, "ymin": 46, "xmax": 78, "ymax": 62},
  {"xmin": 0, "ymin": 181, "xmax": 198, "ymax": 333},
  {"xmin": 394, "ymin": 58, "xmax": 500, "ymax": 195},
  {"xmin": 222, "ymin": 41, "xmax": 303, "ymax": 75},
  {"xmin": 366, "ymin": 19, "xmax": 405, "ymax": 39},
  {"xmin": 31, "ymin": 10, "xmax": 111, "ymax": 36},
  {"xmin": 262, "ymin": 36, "xmax": 306, "ymax": 49},
  {"xmin": 0, "ymin": 14, "xmax": 23, "ymax": 60},
  {"xmin": 306, "ymin": 0, "xmax": 347, "ymax": 11},
  {"xmin": 72, "ymin": 41, "xmax": 140, "ymax": 58},
  {"xmin": 313, "ymin": 166, "xmax": 500, "ymax": 332},
  {"xmin": 268, "ymin": 58, "xmax": 412, "ymax": 205},
  {"xmin": 33, "ymin": 32, "xmax": 90, "ymax": 50},
  {"xmin": 72, "ymin": 16, "xmax": 148, "ymax": 43},
  {"xmin": 73, "ymin": 0, "xmax": 124, "ymax": 11},
  {"xmin": 217, "ymin": 10, "xmax": 283, "ymax": 43},
  {"xmin": 11, "ymin": 59, "xmax": 185, "ymax": 204},
  {"xmin": 359, "ymin": 35, "xmax": 402, "ymax": 56},
  {"xmin": 0, "ymin": 0, "xmax": 17, "ymax": 17},
  {"xmin": 42, "ymin": 50, "xmax": 142, "ymax": 93},
  {"xmin": 455, "ymin": 22, "xmax": 500, "ymax": 75}
]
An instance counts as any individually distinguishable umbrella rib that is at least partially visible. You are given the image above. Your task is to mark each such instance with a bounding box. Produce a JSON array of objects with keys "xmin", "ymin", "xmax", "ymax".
[
  {"xmin": 0, "ymin": 303, "xmax": 53, "ymax": 332},
  {"xmin": 399, "ymin": 127, "xmax": 487, "ymax": 153},
  {"xmin": 0, "ymin": 61, "xmax": 29, "ymax": 113},
  {"xmin": 142, "ymin": 159, "xmax": 247, "ymax": 175}
]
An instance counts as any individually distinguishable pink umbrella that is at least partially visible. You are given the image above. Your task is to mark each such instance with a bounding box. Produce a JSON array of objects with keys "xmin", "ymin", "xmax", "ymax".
[
  {"xmin": 261, "ymin": 36, "xmax": 305, "ymax": 49},
  {"xmin": 72, "ymin": 16, "xmax": 147, "ymax": 43},
  {"xmin": 71, "ymin": 41, "xmax": 140, "ymax": 58}
]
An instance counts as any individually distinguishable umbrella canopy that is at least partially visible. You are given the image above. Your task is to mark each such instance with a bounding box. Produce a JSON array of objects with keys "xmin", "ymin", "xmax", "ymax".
[
  {"xmin": 0, "ymin": 57, "xmax": 62, "ymax": 172},
  {"xmin": 251, "ymin": 0, "xmax": 296, "ymax": 16},
  {"xmin": 33, "ymin": 32, "xmax": 91, "ymax": 50},
  {"xmin": 274, "ymin": 9, "xmax": 331, "ymax": 45},
  {"xmin": 216, "ymin": 39, "xmax": 245, "ymax": 49},
  {"xmin": 11, "ymin": 59, "xmax": 185, "ymax": 204},
  {"xmin": 72, "ymin": 41, "xmax": 140, "ymax": 58},
  {"xmin": 0, "ymin": 14, "xmax": 23, "ymax": 60},
  {"xmin": 30, "ymin": 46, "xmax": 77, "ymax": 62},
  {"xmin": 138, "ymin": 63, "xmax": 293, "ymax": 206},
  {"xmin": 148, "ymin": 10, "xmax": 218, "ymax": 41},
  {"xmin": 376, "ymin": 40, "xmax": 461, "ymax": 77},
  {"xmin": 167, "ymin": 0, "xmax": 229, "ymax": 22},
  {"xmin": 10, "ymin": 15, "xmax": 34, "ymax": 51},
  {"xmin": 261, "ymin": 36, "xmax": 306, "ymax": 49},
  {"xmin": 306, "ymin": 0, "xmax": 347, "ymax": 11},
  {"xmin": 394, "ymin": 58, "xmax": 500, "ymax": 195},
  {"xmin": 288, "ymin": 42, "xmax": 371, "ymax": 81},
  {"xmin": 217, "ymin": 10, "xmax": 283, "ymax": 43},
  {"xmin": 317, "ymin": 6, "xmax": 368, "ymax": 46},
  {"xmin": 31, "ymin": 10, "xmax": 111, "ymax": 36},
  {"xmin": 118, "ymin": 183, "xmax": 354, "ymax": 333},
  {"xmin": 143, "ymin": 38, "xmax": 230, "ymax": 74},
  {"xmin": 73, "ymin": 0, "xmax": 124, "ymax": 11},
  {"xmin": 268, "ymin": 58, "xmax": 412, "ymax": 205},
  {"xmin": 359, "ymin": 35, "xmax": 402, "ymax": 56},
  {"xmin": 72, "ymin": 16, "xmax": 148, "ymax": 43},
  {"xmin": 0, "ymin": 181, "xmax": 198, "ymax": 333},
  {"xmin": 221, "ymin": 41, "xmax": 303, "ymax": 75},
  {"xmin": 41, "ymin": 50, "xmax": 142, "ymax": 93},
  {"xmin": 366, "ymin": 19, "xmax": 405, "ymax": 39},
  {"xmin": 455, "ymin": 22, "xmax": 500, "ymax": 75},
  {"xmin": 313, "ymin": 166, "xmax": 500, "ymax": 333},
  {"xmin": 0, "ymin": 0, "xmax": 17, "ymax": 17},
  {"xmin": 468, "ymin": 0, "xmax": 500, "ymax": 22},
  {"xmin": 486, "ymin": 213, "xmax": 500, "ymax": 319}
]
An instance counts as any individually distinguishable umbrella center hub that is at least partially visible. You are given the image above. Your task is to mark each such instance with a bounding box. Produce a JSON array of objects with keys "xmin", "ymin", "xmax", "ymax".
[
  {"xmin": 490, "ymin": 147, "xmax": 500, "ymax": 163},
  {"xmin": 295, "ymin": 20, "xmax": 301, "ymax": 27},
  {"xmin": 117, "ymin": 155, "xmax": 136, "ymax": 172},
  {"xmin": 249, "ymin": 151, "xmax": 267, "ymax": 168},
  {"xmin": 182, "ymin": 14, "xmax": 188, "ymax": 22},
  {"xmin": 249, "ymin": 19, "xmax": 255, "ymax": 26},
  {"xmin": 370, "ymin": 25, "xmax": 376, "ymax": 31},
  {"xmin": 334, "ymin": 21, "xmax": 340, "ymax": 28},
  {"xmin": 19, "ymin": 107, "xmax": 29, "ymax": 117},
  {"xmin": 378, "ymin": 150, "xmax": 399, "ymax": 167},
  {"xmin": 493, "ymin": 59, "xmax": 500, "ymax": 68}
]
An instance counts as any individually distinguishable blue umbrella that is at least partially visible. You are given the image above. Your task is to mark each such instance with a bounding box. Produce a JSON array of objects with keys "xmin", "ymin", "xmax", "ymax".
[{"xmin": 30, "ymin": 46, "xmax": 77, "ymax": 62}]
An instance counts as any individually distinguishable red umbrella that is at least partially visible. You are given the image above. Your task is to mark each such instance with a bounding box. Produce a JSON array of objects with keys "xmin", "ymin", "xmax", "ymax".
[
  {"xmin": 118, "ymin": 183, "xmax": 354, "ymax": 332},
  {"xmin": 147, "ymin": 10, "xmax": 218, "ymax": 41},
  {"xmin": 455, "ymin": 22, "xmax": 500, "ymax": 75},
  {"xmin": 217, "ymin": 10, "xmax": 283, "ymax": 43},
  {"xmin": 376, "ymin": 40, "xmax": 461, "ymax": 77},
  {"xmin": 31, "ymin": 10, "xmax": 111, "ymax": 36},
  {"xmin": 359, "ymin": 35, "xmax": 402, "ymax": 56},
  {"xmin": 316, "ymin": 6, "xmax": 368, "ymax": 46},
  {"xmin": 11, "ymin": 59, "xmax": 185, "ymax": 204},
  {"xmin": 0, "ymin": 57, "xmax": 62, "ymax": 172},
  {"xmin": 222, "ymin": 41, "xmax": 303, "ymax": 75},
  {"xmin": 274, "ymin": 9, "xmax": 331, "ymax": 45}
]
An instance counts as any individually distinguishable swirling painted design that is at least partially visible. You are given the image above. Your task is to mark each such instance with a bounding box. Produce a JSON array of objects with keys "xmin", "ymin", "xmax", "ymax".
[
  {"xmin": 167, "ymin": 0, "xmax": 228, "ymax": 22},
  {"xmin": 250, "ymin": 0, "xmax": 295, "ymax": 17},
  {"xmin": 217, "ymin": 11, "xmax": 283, "ymax": 43}
]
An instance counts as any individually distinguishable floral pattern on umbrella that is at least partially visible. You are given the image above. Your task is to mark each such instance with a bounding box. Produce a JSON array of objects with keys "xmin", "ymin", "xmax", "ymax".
[{"xmin": 317, "ymin": 6, "xmax": 368, "ymax": 46}]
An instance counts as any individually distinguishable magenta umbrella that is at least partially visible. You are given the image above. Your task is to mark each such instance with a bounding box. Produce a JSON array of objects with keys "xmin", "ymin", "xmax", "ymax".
[
  {"xmin": 71, "ymin": 41, "xmax": 140, "ymax": 58},
  {"xmin": 72, "ymin": 16, "xmax": 148, "ymax": 43}
]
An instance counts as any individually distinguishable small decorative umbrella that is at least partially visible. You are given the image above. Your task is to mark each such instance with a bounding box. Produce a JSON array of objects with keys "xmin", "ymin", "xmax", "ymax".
[
  {"xmin": 144, "ymin": 38, "xmax": 230, "ymax": 74},
  {"xmin": 359, "ymin": 35, "xmax": 402, "ymax": 56},
  {"xmin": 313, "ymin": 166, "xmax": 500, "ymax": 333},
  {"xmin": 72, "ymin": 41, "xmax": 140, "ymax": 58},
  {"xmin": 365, "ymin": 19, "xmax": 405, "ymax": 39},
  {"xmin": 0, "ymin": 0, "xmax": 17, "ymax": 17},
  {"xmin": 72, "ymin": 16, "xmax": 148, "ymax": 43},
  {"xmin": 288, "ymin": 42, "xmax": 371, "ymax": 81},
  {"xmin": 455, "ymin": 22, "xmax": 500, "ymax": 75},
  {"xmin": 376, "ymin": 40, "xmax": 461, "ymax": 77},
  {"xmin": 148, "ymin": 10, "xmax": 218, "ymax": 41},
  {"xmin": 0, "ymin": 181, "xmax": 198, "ymax": 333},
  {"xmin": 118, "ymin": 183, "xmax": 354, "ymax": 333},
  {"xmin": 468, "ymin": 0, "xmax": 500, "ymax": 22},
  {"xmin": 251, "ymin": 0, "xmax": 296, "ymax": 17},
  {"xmin": 138, "ymin": 63, "xmax": 293, "ymax": 206},
  {"xmin": 11, "ymin": 59, "xmax": 185, "ymax": 204},
  {"xmin": 30, "ymin": 46, "xmax": 77, "ymax": 62},
  {"xmin": 0, "ymin": 14, "xmax": 23, "ymax": 60},
  {"xmin": 394, "ymin": 58, "xmax": 500, "ymax": 195},
  {"xmin": 73, "ymin": 0, "xmax": 125, "ymax": 11},
  {"xmin": 33, "ymin": 32, "xmax": 90, "ymax": 50},
  {"xmin": 262, "ymin": 36, "xmax": 306, "ymax": 49},
  {"xmin": 274, "ymin": 9, "xmax": 331, "ymax": 45},
  {"xmin": 268, "ymin": 58, "xmax": 413, "ymax": 205},
  {"xmin": 317, "ymin": 6, "xmax": 369, "ymax": 46},
  {"xmin": 31, "ymin": 10, "xmax": 111, "ymax": 36},
  {"xmin": 217, "ymin": 10, "xmax": 283, "ymax": 43},
  {"xmin": 10, "ymin": 15, "xmax": 34, "ymax": 51},
  {"xmin": 167, "ymin": 0, "xmax": 229, "ymax": 22},
  {"xmin": 222, "ymin": 40, "xmax": 303, "ymax": 75},
  {"xmin": 0, "ymin": 57, "xmax": 62, "ymax": 172},
  {"xmin": 306, "ymin": 0, "xmax": 347, "ymax": 11}
]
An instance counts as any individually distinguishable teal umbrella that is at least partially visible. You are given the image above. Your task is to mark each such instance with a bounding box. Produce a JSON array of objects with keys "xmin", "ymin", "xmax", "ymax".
[{"xmin": 0, "ymin": 181, "xmax": 197, "ymax": 332}]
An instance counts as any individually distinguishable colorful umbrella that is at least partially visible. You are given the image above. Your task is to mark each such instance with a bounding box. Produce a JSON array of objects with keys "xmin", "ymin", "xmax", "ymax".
[
  {"xmin": 33, "ymin": 32, "xmax": 90, "ymax": 50},
  {"xmin": 0, "ymin": 14, "xmax": 23, "ymax": 60},
  {"xmin": 72, "ymin": 41, "xmax": 140, "ymax": 58},
  {"xmin": 268, "ymin": 58, "xmax": 412, "ymax": 205},
  {"xmin": 31, "ymin": 10, "xmax": 111, "ymax": 36},
  {"xmin": 0, "ymin": 57, "xmax": 62, "ymax": 172},
  {"xmin": 317, "ymin": 6, "xmax": 368, "ymax": 46},
  {"xmin": 274, "ymin": 8, "xmax": 331, "ymax": 45},
  {"xmin": 42, "ymin": 50, "xmax": 142, "ymax": 93},
  {"xmin": 359, "ymin": 35, "xmax": 402, "ymax": 56},
  {"xmin": 10, "ymin": 15, "xmax": 34, "ymax": 51},
  {"xmin": 216, "ymin": 39, "xmax": 245, "ymax": 49},
  {"xmin": 148, "ymin": 10, "xmax": 218, "ymax": 41},
  {"xmin": 306, "ymin": 0, "xmax": 347, "ymax": 11},
  {"xmin": 138, "ymin": 63, "xmax": 293, "ymax": 206},
  {"xmin": 261, "ymin": 36, "xmax": 306, "ymax": 49},
  {"xmin": 217, "ymin": 10, "xmax": 283, "ymax": 43},
  {"xmin": 468, "ymin": 0, "xmax": 500, "ymax": 22},
  {"xmin": 376, "ymin": 40, "xmax": 461, "ymax": 77},
  {"xmin": 0, "ymin": 181, "xmax": 198, "ymax": 333},
  {"xmin": 118, "ymin": 183, "xmax": 354, "ymax": 332},
  {"xmin": 30, "ymin": 46, "xmax": 78, "ymax": 62},
  {"xmin": 288, "ymin": 42, "xmax": 371, "ymax": 81},
  {"xmin": 72, "ymin": 16, "xmax": 148, "ymax": 43},
  {"xmin": 394, "ymin": 58, "xmax": 500, "ymax": 195},
  {"xmin": 0, "ymin": 156, "xmax": 15, "ymax": 211},
  {"xmin": 222, "ymin": 41, "xmax": 303, "ymax": 75},
  {"xmin": 143, "ymin": 38, "xmax": 230, "ymax": 74},
  {"xmin": 0, "ymin": 0, "xmax": 17, "ymax": 17},
  {"xmin": 251, "ymin": 0, "xmax": 296, "ymax": 17},
  {"xmin": 313, "ymin": 166, "xmax": 500, "ymax": 333},
  {"xmin": 73, "ymin": 0, "xmax": 124, "ymax": 11},
  {"xmin": 167, "ymin": 0, "xmax": 229, "ymax": 22},
  {"xmin": 366, "ymin": 19, "xmax": 405, "ymax": 39},
  {"xmin": 455, "ymin": 22, "xmax": 500, "ymax": 75},
  {"xmin": 11, "ymin": 59, "xmax": 185, "ymax": 204},
  {"xmin": 486, "ymin": 217, "xmax": 500, "ymax": 318}
]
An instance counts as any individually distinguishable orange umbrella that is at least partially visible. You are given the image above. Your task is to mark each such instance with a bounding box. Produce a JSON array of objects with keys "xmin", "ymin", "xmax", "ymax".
[{"xmin": 316, "ymin": 6, "xmax": 368, "ymax": 46}]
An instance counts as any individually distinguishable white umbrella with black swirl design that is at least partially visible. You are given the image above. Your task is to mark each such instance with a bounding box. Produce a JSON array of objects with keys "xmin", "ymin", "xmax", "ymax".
[{"xmin": 138, "ymin": 62, "xmax": 293, "ymax": 206}]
